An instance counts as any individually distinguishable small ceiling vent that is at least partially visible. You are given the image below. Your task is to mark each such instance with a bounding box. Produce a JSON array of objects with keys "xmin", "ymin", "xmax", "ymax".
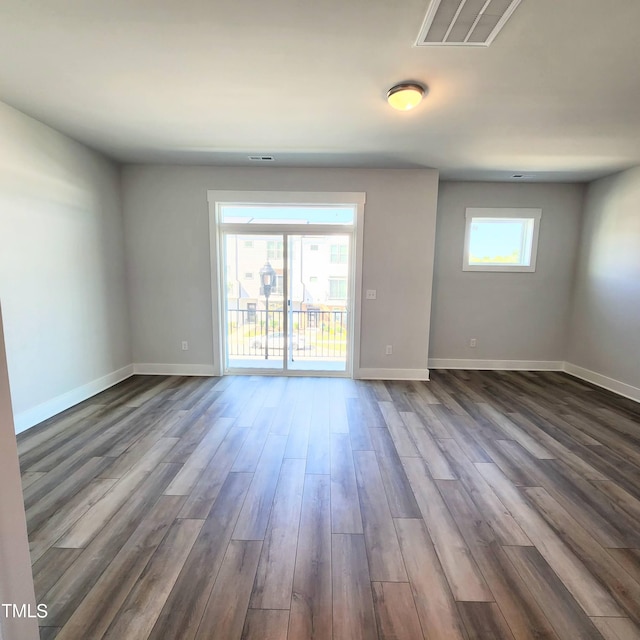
[{"xmin": 416, "ymin": 0, "xmax": 523, "ymax": 47}]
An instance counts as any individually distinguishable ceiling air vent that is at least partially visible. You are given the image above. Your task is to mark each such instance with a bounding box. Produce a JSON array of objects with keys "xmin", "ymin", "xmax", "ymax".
[{"xmin": 416, "ymin": 0, "xmax": 523, "ymax": 47}]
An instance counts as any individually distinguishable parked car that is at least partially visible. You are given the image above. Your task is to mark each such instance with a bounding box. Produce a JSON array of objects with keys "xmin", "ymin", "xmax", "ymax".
[{"xmin": 251, "ymin": 332, "xmax": 306, "ymax": 351}]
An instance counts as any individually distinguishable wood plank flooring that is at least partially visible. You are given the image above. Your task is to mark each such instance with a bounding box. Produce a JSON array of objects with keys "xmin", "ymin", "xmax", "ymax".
[{"xmin": 17, "ymin": 371, "xmax": 640, "ymax": 640}]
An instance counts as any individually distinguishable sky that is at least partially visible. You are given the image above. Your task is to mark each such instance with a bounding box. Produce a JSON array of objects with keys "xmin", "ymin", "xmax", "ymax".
[{"xmin": 469, "ymin": 218, "xmax": 530, "ymax": 263}]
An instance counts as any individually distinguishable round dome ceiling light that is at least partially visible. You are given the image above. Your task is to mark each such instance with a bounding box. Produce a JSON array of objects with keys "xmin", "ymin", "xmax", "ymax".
[{"xmin": 387, "ymin": 83, "xmax": 425, "ymax": 111}]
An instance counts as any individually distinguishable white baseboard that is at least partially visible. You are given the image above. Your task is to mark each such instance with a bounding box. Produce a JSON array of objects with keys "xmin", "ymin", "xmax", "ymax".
[
  {"xmin": 13, "ymin": 360, "xmax": 637, "ymax": 435},
  {"xmin": 428, "ymin": 359, "xmax": 564, "ymax": 371},
  {"xmin": 14, "ymin": 364, "xmax": 134, "ymax": 434},
  {"xmin": 356, "ymin": 368, "xmax": 430, "ymax": 381},
  {"xmin": 563, "ymin": 362, "xmax": 640, "ymax": 403},
  {"xmin": 133, "ymin": 363, "xmax": 218, "ymax": 376},
  {"xmin": 427, "ymin": 358, "xmax": 639, "ymax": 404}
]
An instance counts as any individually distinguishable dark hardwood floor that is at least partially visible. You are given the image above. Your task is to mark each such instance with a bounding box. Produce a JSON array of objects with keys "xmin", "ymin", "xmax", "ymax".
[{"xmin": 17, "ymin": 371, "xmax": 640, "ymax": 640}]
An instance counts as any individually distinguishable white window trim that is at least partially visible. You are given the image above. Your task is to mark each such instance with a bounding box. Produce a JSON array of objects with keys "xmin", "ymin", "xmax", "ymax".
[{"xmin": 463, "ymin": 207, "xmax": 542, "ymax": 273}]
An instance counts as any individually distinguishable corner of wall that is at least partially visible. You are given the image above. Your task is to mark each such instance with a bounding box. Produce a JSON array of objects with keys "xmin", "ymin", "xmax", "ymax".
[{"xmin": 563, "ymin": 181, "xmax": 590, "ymax": 363}]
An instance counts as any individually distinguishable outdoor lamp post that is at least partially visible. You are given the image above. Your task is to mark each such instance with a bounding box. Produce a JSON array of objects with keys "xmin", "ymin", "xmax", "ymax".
[{"xmin": 259, "ymin": 261, "xmax": 277, "ymax": 360}]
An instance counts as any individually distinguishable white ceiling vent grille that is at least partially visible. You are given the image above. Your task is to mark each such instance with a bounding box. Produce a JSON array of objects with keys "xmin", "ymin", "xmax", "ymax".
[{"xmin": 416, "ymin": 0, "xmax": 523, "ymax": 47}]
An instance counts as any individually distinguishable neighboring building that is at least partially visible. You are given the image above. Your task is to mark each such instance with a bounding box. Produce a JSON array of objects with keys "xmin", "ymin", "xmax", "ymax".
[{"xmin": 225, "ymin": 235, "xmax": 350, "ymax": 330}]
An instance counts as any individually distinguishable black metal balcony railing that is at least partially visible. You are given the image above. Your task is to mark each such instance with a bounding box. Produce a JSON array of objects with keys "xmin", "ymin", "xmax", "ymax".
[{"xmin": 227, "ymin": 309, "xmax": 348, "ymax": 359}]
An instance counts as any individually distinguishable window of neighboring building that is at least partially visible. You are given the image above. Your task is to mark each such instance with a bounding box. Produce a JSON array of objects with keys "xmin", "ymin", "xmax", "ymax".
[
  {"xmin": 330, "ymin": 244, "xmax": 348, "ymax": 264},
  {"xmin": 463, "ymin": 208, "xmax": 542, "ymax": 272},
  {"xmin": 247, "ymin": 303, "xmax": 257, "ymax": 322},
  {"xmin": 267, "ymin": 241, "xmax": 284, "ymax": 260},
  {"xmin": 309, "ymin": 276, "xmax": 318, "ymax": 283},
  {"xmin": 244, "ymin": 240, "xmax": 254, "ymax": 248},
  {"xmin": 244, "ymin": 272, "xmax": 253, "ymax": 279},
  {"xmin": 329, "ymin": 278, "xmax": 347, "ymax": 299},
  {"xmin": 272, "ymin": 275, "xmax": 284, "ymax": 295},
  {"xmin": 310, "ymin": 244, "xmax": 319, "ymax": 251}
]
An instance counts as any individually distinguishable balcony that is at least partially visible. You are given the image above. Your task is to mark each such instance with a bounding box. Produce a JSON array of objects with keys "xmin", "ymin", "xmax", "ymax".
[{"xmin": 226, "ymin": 309, "xmax": 348, "ymax": 371}]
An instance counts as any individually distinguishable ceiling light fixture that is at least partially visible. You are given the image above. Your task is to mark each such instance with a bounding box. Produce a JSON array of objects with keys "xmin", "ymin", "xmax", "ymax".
[{"xmin": 387, "ymin": 83, "xmax": 425, "ymax": 111}]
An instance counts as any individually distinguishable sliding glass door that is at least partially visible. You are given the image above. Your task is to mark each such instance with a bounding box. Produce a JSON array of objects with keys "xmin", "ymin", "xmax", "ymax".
[
  {"xmin": 217, "ymin": 202, "xmax": 357, "ymax": 375},
  {"xmin": 223, "ymin": 233, "xmax": 286, "ymax": 371},
  {"xmin": 286, "ymin": 234, "xmax": 350, "ymax": 372}
]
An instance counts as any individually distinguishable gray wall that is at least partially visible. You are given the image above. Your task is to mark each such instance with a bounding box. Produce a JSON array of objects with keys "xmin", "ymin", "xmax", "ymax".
[
  {"xmin": 429, "ymin": 181, "xmax": 584, "ymax": 363},
  {"xmin": 121, "ymin": 166, "xmax": 439, "ymax": 374},
  {"xmin": 0, "ymin": 102, "xmax": 131, "ymax": 432},
  {"xmin": 0, "ymin": 306, "xmax": 39, "ymax": 640},
  {"xmin": 568, "ymin": 167, "xmax": 640, "ymax": 389}
]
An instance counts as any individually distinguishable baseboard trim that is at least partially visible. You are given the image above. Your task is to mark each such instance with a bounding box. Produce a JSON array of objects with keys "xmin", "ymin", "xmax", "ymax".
[
  {"xmin": 13, "ymin": 364, "xmax": 134, "ymax": 434},
  {"xmin": 563, "ymin": 362, "xmax": 640, "ymax": 403},
  {"xmin": 427, "ymin": 358, "xmax": 639, "ymax": 404},
  {"xmin": 133, "ymin": 363, "xmax": 218, "ymax": 376},
  {"xmin": 356, "ymin": 368, "xmax": 430, "ymax": 381},
  {"xmin": 13, "ymin": 360, "xmax": 637, "ymax": 434},
  {"xmin": 428, "ymin": 359, "xmax": 564, "ymax": 371}
]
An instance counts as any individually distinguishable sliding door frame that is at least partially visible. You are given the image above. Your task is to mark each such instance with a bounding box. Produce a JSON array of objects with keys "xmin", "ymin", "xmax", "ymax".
[{"xmin": 207, "ymin": 191, "xmax": 366, "ymax": 377}]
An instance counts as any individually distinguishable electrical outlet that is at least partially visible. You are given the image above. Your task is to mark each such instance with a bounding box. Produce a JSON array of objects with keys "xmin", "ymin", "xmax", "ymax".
[
  {"xmin": 469, "ymin": 338, "xmax": 477, "ymax": 348},
  {"xmin": 182, "ymin": 341, "xmax": 189, "ymax": 351},
  {"xmin": 385, "ymin": 345, "xmax": 393, "ymax": 355},
  {"xmin": 366, "ymin": 289, "xmax": 377, "ymax": 300}
]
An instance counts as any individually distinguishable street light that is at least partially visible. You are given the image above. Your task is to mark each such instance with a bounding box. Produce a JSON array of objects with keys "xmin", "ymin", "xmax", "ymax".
[{"xmin": 259, "ymin": 261, "xmax": 277, "ymax": 360}]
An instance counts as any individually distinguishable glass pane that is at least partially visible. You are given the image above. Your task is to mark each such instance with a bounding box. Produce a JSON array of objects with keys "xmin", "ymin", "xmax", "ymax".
[
  {"xmin": 224, "ymin": 233, "xmax": 284, "ymax": 370},
  {"xmin": 220, "ymin": 205, "xmax": 355, "ymax": 225},
  {"xmin": 468, "ymin": 218, "xmax": 534, "ymax": 266},
  {"xmin": 287, "ymin": 234, "xmax": 349, "ymax": 373}
]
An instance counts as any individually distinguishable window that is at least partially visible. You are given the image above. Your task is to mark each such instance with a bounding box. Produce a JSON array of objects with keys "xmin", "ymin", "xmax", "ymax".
[
  {"xmin": 219, "ymin": 204, "xmax": 355, "ymax": 225},
  {"xmin": 330, "ymin": 244, "xmax": 348, "ymax": 264},
  {"xmin": 329, "ymin": 278, "xmax": 347, "ymax": 299},
  {"xmin": 247, "ymin": 303, "xmax": 256, "ymax": 322},
  {"xmin": 310, "ymin": 244, "xmax": 319, "ymax": 251},
  {"xmin": 309, "ymin": 276, "xmax": 318, "ymax": 283},
  {"xmin": 267, "ymin": 241, "xmax": 284, "ymax": 260},
  {"xmin": 463, "ymin": 208, "xmax": 542, "ymax": 272},
  {"xmin": 244, "ymin": 240, "xmax": 254, "ymax": 248},
  {"xmin": 244, "ymin": 272, "xmax": 253, "ymax": 280},
  {"xmin": 273, "ymin": 275, "xmax": 284, "ymax": 295}
]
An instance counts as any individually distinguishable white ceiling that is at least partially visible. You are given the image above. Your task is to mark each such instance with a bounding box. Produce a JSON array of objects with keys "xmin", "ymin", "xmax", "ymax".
[{"xmin": 1, "ymin": 0, "xmax": 639, "ymax": 181}]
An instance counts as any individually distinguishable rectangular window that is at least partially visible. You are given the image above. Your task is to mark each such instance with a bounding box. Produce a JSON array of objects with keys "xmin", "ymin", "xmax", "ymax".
[
  {"xmin": 220, "ymin": 204, "xmax": 355, "ymax": 225},
  {"xmin": 244, "ymin": 240, "xmax": 254, "ymax": 248},
  {"xmin": 463, "ymin": 208, "xmax": 542, "ymax": 272},
  {"xmin": 267, "ymin": 241, "xmax": 284, "ymax": 260},
  {"xmin": 329, "ymin": 278, "xmax": 347, "ymax": 300},
  {"xmin": 330, "ymin": 244, "xmax": 348, "ymax": 264},
  {"xmin": 272, "ymin": 275, "xmax": 284, "ymax": 295},
  {"xmin": 244, "ymin": 272, "xmax": 253, "ymax": 280}
]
